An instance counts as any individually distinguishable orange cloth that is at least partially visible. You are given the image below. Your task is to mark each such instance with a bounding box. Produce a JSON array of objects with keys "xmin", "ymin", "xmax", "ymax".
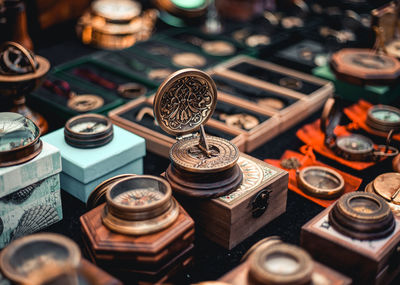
[
  {"xmin": 265, "ymin": 150, "xmax": 362, "ymax": 208},
  {"xmin": 344, "ymin": 99, "xmax": 400, "ymax": 141},
  {"xmin": 296, "ymin": 119, "xmax": 377, "ymax": 170}
]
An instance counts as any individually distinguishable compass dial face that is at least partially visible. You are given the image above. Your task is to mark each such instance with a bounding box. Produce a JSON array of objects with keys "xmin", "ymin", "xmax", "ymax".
[
  {"xmin": 0, "ymin": 113, "xmax": 39, "ymax": 152},
  {"xmin": 113, "ymin": 188, "xmax": 164, "ymax": 207},
  {"xmin": 170, "ymin": 135, "xmax": 239, "ymax": 173},
  {"xmin": 370, "ymin": 108, "xmax": 400, "ymax": 123},
  {"xmin": 336, "ymin": 135, "xmax": 373, "ymax": 153},
  {"xmin": 303, "ymin": 168, "xmax": 342, "ymax": 190},
  {"xmin": 70, "ymin": 121, "xmax": 108, "ymax": 134},
  {"xmin": 92, "ymin": 0, "xmax": 141, "ymax": 21}
]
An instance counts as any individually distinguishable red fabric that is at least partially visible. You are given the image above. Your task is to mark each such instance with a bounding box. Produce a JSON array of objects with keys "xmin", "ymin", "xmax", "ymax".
[
  {"xmin": 265, "ymin": 150, "xmax": 362, "ymax": 208},
  {"xmin": 296, "ymin": 119, "xmax": 377, "ymax": 170},
  {"xmin": 344, "ymin": 100, "xmax": 400, "ymax": 141}
]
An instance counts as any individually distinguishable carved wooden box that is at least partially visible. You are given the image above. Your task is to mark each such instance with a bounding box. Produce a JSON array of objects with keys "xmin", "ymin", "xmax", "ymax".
[
  {"xmin": 301, "ymin": 206, "xmax": 400, "ymax": 285},
  {"xmin": 80, "ymin": 203, "xmax": 194, "ymax": 284},
  {"xmin": 108, "ymin": 96, "xmax": 247, "ymax": 157},
  {"xmin": 219, "ymin": 255, "xmax": 352, "ymax": 285},
  {"xmin": 176, "ymin": 153, "xmax": 288, "ymax": 249},
  {"xmin": 210, "ymin": 56, "xmax": 333, "ymax": 139}
]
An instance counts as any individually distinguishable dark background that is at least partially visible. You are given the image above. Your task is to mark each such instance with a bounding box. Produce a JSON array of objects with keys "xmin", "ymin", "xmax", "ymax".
[{"xmin": 3, "ymin": 0, "xmax": 400, "ymax": 283}]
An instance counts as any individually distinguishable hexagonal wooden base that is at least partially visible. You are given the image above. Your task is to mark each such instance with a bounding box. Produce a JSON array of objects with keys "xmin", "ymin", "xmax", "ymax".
[{"xmin": 80, "ymin": 203, "xmax": 194, "ymax": 281}]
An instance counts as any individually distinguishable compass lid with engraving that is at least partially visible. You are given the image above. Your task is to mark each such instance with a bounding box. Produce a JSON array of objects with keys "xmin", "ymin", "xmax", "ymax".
[
  {"xmin": 153, "ymin": 68, "xmax": 217, "ymax": 137},
  {"xmin": 155, "ymin": 69, "xmax": 242, "ymax": 198},
  {"xmin": 330, "ymin": 48, "xmax": 400, "ymax": 85}
]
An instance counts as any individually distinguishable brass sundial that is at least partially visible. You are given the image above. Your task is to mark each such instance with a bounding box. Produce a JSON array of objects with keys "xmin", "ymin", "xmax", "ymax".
[{"xmin": 153, "ymin": 68, "xmax": 242, "ymax": 198}]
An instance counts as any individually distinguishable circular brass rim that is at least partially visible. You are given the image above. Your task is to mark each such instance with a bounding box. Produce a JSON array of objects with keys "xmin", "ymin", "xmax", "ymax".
[
  {"xmin": 329, "ymin": 192, "xmax": 395, "ymax": 240},
  {"xmin": 87, "ymin": 174, "xmax": 137, "ymax": 209},
  {"xmin": 106, "ymin": 175, "xmax": 172, "ymax": 217},
  {"xmin": 169, "ymin": 135, "xmax": 239, "ymax": 173},
  {"xmin": 297, "ymin": 166, "xmax": 345, "ymax": 199},
  {"xmin": 65, "ymin": 113, "xmax": 112, "ymax": 138},
  {"xmin": 336, "ymin": 134, "xmax": 374, "ymax": 154},
  {"xmin": 67, "ymin": 95, "xmax": 104, "ymax": 112},
  {"xmin": 366, "ymin": 105, "xmax": 400, "ymax": 131},
  {"xmin": 153, "ymin": 68, "xmax": 217, "ymax": 136},
  {"xmin": 241, "ymin": 236, "xmax": 282, "ymax": 262},
  {"xmin": 0, "ymin": 113, "xmax": 43, "ymax": 167},
  {"xmin": 365, "ymin": 181, "xmax": 400, "ymax": 216},
  {"xmin": 337, "ymin": 192, "xmax": 391, "ymax": 221},
  {"xmin": 372, "ymin": 172, "xmax": 400, "ymax": 205},
  {"xmin": 102, "ymin": 197, "xmax": 179, "ymax": 235},
  {"xmin": 248, "ymin": 243, "xmax": 313, "ymax": 285},
  {"xmin": 117, "ymin": 82, "xmax": 147, "ymax": 99},
  {"xmin": 0, "ymin": 233, "xmax": 81, "ymax": 284},
  {"xmin": 172, "ymin": 53, "xmax": 207, "ymax": 68}
]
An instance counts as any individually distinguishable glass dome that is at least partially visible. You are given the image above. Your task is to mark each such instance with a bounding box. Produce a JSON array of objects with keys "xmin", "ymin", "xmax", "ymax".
[{"xmin": 0, "ymin": 112, "xmax": 40, "ymax": 152}]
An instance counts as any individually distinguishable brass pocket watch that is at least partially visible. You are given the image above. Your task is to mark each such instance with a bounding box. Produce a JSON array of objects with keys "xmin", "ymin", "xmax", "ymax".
[
  {"xmin": 245, "ymin": 237, "xmax": 314, "ymax": 285},
  {"xmin": 297, "ymin": 166, "xmax": 345, "ymax": 199},
  {"xmin": 366, "ymin": 105, "xmax": 400, "ymax": 132},
  {"xmin": 365, "ymin": 172, "xmax": 400, "ymax": 216},
  {"xmin": 0, "ymin": 233, "xmax": 81, "ymax": 284},
  {"xmin": 154, "ymin": 69, "xmax": 242, "ymax": 198},
  {"xmin": 0, "ymin": 112, "xmax": 42, "ymax": 167},
  {"xmin": 329, "ymin": 192, "xmax": 395, "ymax": 240},
  {"xmin": 64, "ymin": 114, "xmax": 113, "ymax": 148},
  {"xmin": 321, "ymin": 98, "xmax": 398, "ymax": 161},
  {"xmin": 101, "ymin": 175, "xmax": 179, "ymax": 235}
]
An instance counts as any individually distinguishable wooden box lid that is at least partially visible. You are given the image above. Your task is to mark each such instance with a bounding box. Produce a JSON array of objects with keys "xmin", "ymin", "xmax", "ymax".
[{"xmin": 80, "ymin": 203, "xmax": 194, "ymax": 265}]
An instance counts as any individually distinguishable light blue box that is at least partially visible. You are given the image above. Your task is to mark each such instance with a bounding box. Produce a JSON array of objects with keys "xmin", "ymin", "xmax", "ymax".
[
  {"xmin": 42, "ymin": 125, "xmax": 146, "ymax": 202},
  {"xmin": 0, "ymin": 142, "xmax": 61, "ymax": 198},
  {"xmin": 0, "ymin": 174, "xmax": 63, "ymax": 248},
  {"xmin": 60, "ymin": 159, "xmax": 143, "ymax": 202}
]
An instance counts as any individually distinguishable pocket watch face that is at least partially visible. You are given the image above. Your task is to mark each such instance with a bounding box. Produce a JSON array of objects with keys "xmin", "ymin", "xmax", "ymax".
[
  {"xmin": 336, "ymin": 135, "xmax": 373, "ymax": 153},
  {"xmin": 113, "ymin": 188, "xmax": 165, "ymax": 207},
  {"xmin": 92, "ymin": 0, "xmax": 141, "ymax": 21},
  {"xmin": 0, "ymin": 113, "xmax": 39, "ymax": 152},
  {"xmin": 370, "ymin": 107, "xmax": 400, "ymax": 123}
]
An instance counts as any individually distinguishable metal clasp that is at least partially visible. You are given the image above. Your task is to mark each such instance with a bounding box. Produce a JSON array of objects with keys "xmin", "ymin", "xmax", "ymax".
[{"xmin": 251, "ymin": 188, "xmax": 272, "ymax": 218}]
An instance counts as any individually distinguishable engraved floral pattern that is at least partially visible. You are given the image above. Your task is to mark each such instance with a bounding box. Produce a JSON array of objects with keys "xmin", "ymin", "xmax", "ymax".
[{"xmin": 160, "ymin": 76, "xmax": 214, "ymax": 131}]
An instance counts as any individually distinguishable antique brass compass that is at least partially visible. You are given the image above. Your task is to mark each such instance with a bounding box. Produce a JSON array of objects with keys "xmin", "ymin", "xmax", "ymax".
[
  {"xmin": 64, "ymin": 114, "xmax": 114, "ymax": 148},
  {"xmin": 297, "ymin": 166, "xmax": 344, "ymax": 199},
  {"xmin": 101, "ymin": 175, "xmax": 179, "ymax": 235},
  {"xmin": 321, "ymin": 98, "xmax": 398, "ymax": 161},
  {"xmin": 0, "ymin": 112, "xmax": 42, "ymax": 167},
  {"xmin": 0, "ymin": 233, "xmax": 81, "ymax": 284},
  {"xmin": 329, "ymin": 192, "xmax": 395, "ymax": 240},
  {"xmin": 243, "ymin": 237, "xmax": 314, "ymax": 285},
  {"xmin": 365, "ymin": 172, "xmax": 400, "ymax": 216},
  {"xmin": 366, "ymin": 105, "xmax": 400, "ymax": 133},
  {"xmin": 154, "ymin": 68, "xmax": 242, "ymax": 198}
]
